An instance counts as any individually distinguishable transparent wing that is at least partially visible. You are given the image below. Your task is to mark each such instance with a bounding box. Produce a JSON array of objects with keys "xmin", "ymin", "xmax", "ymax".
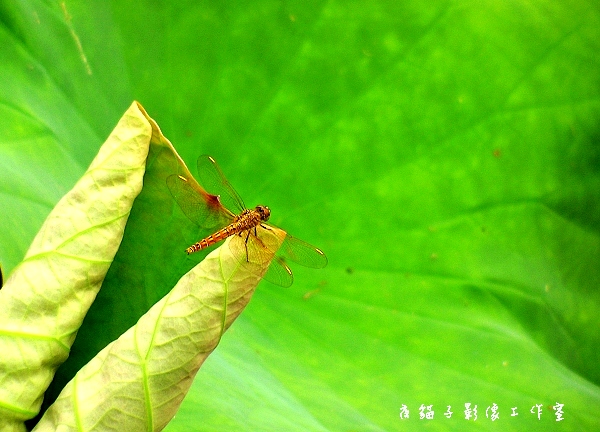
[
  {"xmin": 166, "ymin": 173, "xmax": 234, "ymax": 230},
  {"xmin": 197, "ymin": 155, "xmax": 246, "ymax": 214},
  {"xmin": 228, "ymin": 225, "xmax": 326, "ymax": 287},
  {"xmin": 263, "ymin": 255, "xmax": 294, "ymax": 288},
  {"xmin": 277, "ymin": 232, "xmax": 328, "ymax": 268},
  {"xmin": 228, "ymin": 225, "xmax": 293, "ymax": 287}
]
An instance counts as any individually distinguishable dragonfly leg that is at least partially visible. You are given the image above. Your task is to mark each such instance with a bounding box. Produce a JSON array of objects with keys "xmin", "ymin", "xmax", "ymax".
[{"xmin": 244, "ymin": 230, "xmax": 251, "ymax": 262}]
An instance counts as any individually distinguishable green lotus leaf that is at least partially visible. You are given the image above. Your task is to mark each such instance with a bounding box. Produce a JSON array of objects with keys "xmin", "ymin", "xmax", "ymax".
[
  {"xmin": 1, "ymin": 103, "xmax": 277, "ymax": 431},
  {"xmin": 0, "ymin": 102, "xmax": 151, "ymax": 429},
  {"xmin": 0, "ymin": 0, "xmax": 599, "ymax": 431},
  {"xmin": 34, "ymin": 234, "xmax": 273, "ymax": 431}
]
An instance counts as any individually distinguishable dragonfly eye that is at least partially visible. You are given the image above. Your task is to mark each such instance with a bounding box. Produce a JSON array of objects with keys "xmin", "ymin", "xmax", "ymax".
[{"xmin": 256, "ymin": 205, "xmax": 271, "ymax": 220}]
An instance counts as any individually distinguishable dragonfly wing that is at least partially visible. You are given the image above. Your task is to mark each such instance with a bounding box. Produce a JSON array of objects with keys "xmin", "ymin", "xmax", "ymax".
[
  {"xmin": 166, "ymin": 173, "xmax": 233, "ymax": 229},
  {"xmin": 262, "ymin": 255, "xmax": 293, "ymax": 288},
  {"xmin": 228, "ymin": 226, "xmax": 276, "ymax": 266},
  {"xmin": 197, "ymin": 155, "xmax": 246, "ymax": 214},
  {"xmin": 276, "ymin": 232, "xmax": 328, "ymax": 268},
  {"xmin": 228, "ymin": 225, "xmax": 293, "ymax": 287}
]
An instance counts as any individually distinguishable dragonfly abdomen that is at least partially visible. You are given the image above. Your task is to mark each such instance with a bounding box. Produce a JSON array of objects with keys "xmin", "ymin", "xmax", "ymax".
[{"xmin": 185, "ymin": 209, "xmax": 263, "ymax": 255}]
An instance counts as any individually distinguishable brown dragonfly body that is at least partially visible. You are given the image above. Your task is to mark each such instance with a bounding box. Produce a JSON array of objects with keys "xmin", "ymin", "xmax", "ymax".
[
  {"xmin": 167, "ymin": 155, "xmax": 327, "ymax": 287},
  {"xmin": 185, "ymin": 205, "xmax": 270, "ymax": 255}
]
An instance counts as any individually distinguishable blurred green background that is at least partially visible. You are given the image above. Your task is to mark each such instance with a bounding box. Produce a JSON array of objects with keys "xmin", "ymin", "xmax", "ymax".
[{"xmin": 1, "ymin": 0, "xmax": 599, "ymax": 430}]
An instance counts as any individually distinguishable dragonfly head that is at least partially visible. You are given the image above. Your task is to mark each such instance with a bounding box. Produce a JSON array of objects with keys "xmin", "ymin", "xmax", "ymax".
[{"xmin": 255, "ymin": 205, "xmax": 271, "ymax": 221}]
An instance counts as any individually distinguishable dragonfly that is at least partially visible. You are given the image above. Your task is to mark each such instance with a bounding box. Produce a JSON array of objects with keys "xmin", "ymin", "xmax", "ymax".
[{"xmin": 167, "ymin": 155, "xmax": 327, "ymax": 287}]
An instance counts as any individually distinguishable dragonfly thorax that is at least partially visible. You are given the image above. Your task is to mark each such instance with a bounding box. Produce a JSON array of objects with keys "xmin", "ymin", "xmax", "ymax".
[{"xmin": 254, "ymin": 205, "xmax": 271, "ymax": 221}]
